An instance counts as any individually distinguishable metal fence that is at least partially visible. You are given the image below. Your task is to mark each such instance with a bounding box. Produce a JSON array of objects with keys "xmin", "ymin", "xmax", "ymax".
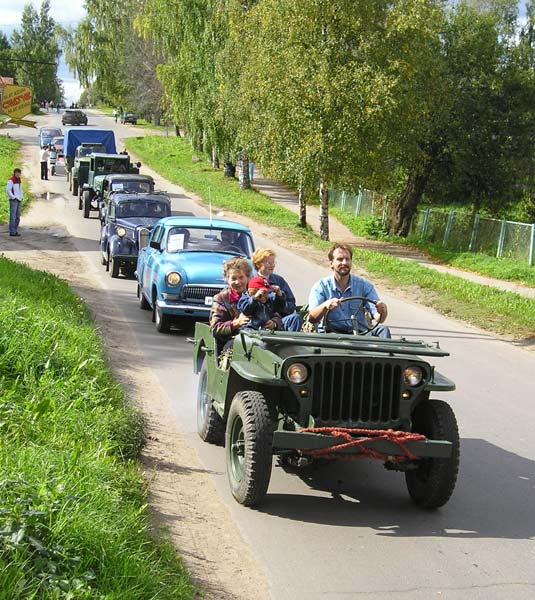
[{"xmin": 329, "ymin": 188, "xmax": 535, "ymax": 266}]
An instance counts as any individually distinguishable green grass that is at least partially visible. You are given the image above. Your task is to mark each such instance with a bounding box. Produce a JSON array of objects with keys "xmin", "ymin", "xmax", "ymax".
[
  {"xmin": 0, "ymin": 257, "xmax": 195, "ymax": 599},
  {"xmin": 0, "ymin": 136, "xmax": 22, "ymax": 223},
  {"xmin": 125, "ymin": 135, "xmax": 535, "ymax": 341}
]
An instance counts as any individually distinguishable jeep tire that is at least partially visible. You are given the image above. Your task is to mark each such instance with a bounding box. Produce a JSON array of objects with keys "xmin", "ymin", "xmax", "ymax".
[
  {"xmin": 72, "ymin": 179, "xmax": 78, "ymax": 196},
  {"xmin": 83, "ymin": 191, "xmax": 91, "ymax": 218},
  {"xmin": 197, "ymin": 359, "xmax": 225, "ymax": 444},
  {"xmin": 405, "ymin": 400, "xmax": 460, "ymax": 509},
  {"xmin": 226, "ymin": 391, "xmax": 273, "ymax": 506}
]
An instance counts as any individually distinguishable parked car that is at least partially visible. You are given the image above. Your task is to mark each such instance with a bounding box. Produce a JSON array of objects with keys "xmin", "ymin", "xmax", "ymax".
[
  {"xmin": 38, "ymin": 127, "xmax": 62, "ymax": 148},
  {"xmin": 136, "ymin": 217, "xmax": 255, "ymax": 333},
  {"xmin": 62, "ymin": 109, "xmax": 88, "ymax": 126},
  {"xmin": 51, "ymin": 136, "xmax": 64, "ymax": 157},
  {"xmin": 120, "ymin": 112, "xmax": 137, "ymax": 125},
  {"xmin": 100, "ymin": 192, "xmax": 171, "ymax": 278},
  {"xmin": 193, "ymin": 322, "xmax": 460, "ymax": 508}
]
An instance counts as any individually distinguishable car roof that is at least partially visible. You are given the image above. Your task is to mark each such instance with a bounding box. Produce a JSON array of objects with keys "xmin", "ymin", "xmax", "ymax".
[
  {"xmin": 157, "ymin": 216, "xmax": 251, "ymax": 232},
  {"xmin": 111, "ymin": 193, "xmax": 169, "ymax": 203},
  {"xmin": 91, "ymin": 153, "xmax": 128, "ymax": 159},
  {"xmin": 40, "ymin": 127, "xmax": 62, "ymax": 133},
  {"xmin": 106, "ymin": 173, "xmax": 153, "ymax": 182}
]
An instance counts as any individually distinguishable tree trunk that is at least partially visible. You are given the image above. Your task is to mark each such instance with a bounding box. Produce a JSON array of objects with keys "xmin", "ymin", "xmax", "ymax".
[
  {"xmin": 211, "ymin": 147, "xmax": 219, "ymax": 169},
  {"xmin": 389, "ymin": 163, "xmax": 433, "ymax": 237},
  {"xmin": 298, "ymin": 187, "xmax": 307, "ymax": 228},
  {"xmin": 238, "ymin": 158, "xmax": 250, "ymax": 190},
  {"xmin": 223, "ymin": 160, "xmax": 236, "ymax": 178},
  {"xmin": 174, "ymin": 124, "xmax": 181, "ymax": 137},
  {"xmin": 319, "ymin": 179, "xmax": 329, "ymax": 241}
]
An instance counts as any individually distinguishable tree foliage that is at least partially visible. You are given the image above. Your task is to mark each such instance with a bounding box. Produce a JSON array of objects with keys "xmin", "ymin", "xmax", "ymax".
[{"xmin": 10, "ymin": 0, "xmax": 63, "ymax": 104}]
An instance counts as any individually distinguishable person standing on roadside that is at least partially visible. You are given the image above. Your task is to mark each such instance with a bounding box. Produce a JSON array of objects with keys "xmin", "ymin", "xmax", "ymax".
[
  {"xmin": 39, "ymin": 145, "xmax": 49, "ymax": 180},
  {"xmin": 6, "ymin": 168, "xmax": 23, "ymax": 237}
]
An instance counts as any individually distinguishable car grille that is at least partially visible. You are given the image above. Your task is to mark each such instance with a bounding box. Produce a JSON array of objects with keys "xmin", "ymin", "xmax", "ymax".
[
  {"xmin": 182, "ymin": 284, "xmax": 225, "ymax": 303},
  {"xmin": 310, "ymin": 359, "xmax": 402, "ymax": 426}
]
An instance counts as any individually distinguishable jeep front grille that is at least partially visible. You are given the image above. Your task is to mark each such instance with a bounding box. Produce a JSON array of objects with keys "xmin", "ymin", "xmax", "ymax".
[
  {"xmin": 311, "ymin": 360, "xmax": 402, "ymax": 426},
  {"xmin": 182, "ymin": 284, "xmax": 225, "ymax": 302}
]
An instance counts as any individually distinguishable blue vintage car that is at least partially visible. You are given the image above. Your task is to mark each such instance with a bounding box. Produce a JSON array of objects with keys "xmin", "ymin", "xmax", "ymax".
[
  {"xmin": 136, "ymin": 216, "xmax": 255, "ymax": 333},
  {"xmin": 100, "ymin": 192, "xmax": 171, "ymax": 278}
]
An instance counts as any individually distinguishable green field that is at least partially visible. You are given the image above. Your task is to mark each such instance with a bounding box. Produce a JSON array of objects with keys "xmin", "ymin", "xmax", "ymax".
[{"xmin": 0, "ymin": 257, "xmax": 195, "ymax": 599}]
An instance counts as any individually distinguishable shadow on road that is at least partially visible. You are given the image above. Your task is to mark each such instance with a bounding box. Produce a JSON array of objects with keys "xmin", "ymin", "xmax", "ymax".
[{"xmin": 258, "ymin": 438, "xmax": 535, "ymax": 540}]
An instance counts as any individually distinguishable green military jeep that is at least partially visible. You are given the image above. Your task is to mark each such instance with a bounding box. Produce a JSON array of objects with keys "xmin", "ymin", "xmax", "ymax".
[
  {"xmin": 79, "ymin": 153, "xmax": 141, "ymax": 218},
  {"xmin": 193, "ymin": 316, "xmax": 460, "ymax": 509}
]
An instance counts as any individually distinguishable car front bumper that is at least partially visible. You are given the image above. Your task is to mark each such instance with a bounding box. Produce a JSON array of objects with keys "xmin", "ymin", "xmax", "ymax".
[{"xmin": 156, "ymin": 298, "xmax": 211, "ymax": 317}]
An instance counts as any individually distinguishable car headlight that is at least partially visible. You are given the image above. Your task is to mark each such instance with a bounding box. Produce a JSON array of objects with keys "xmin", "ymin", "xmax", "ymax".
[
  {"xmin": 116, "ymin": 227, "xmax": 126, "ymax": 238},
  {"xmin": 287, "ymin": 363, "xmax": 309, "ymax": 384},
  {"xmin": 166, "ymin": 271, "xmax": 181, "ymax": 286},
  {"xmin": 403, "ymin": 366, "xmax": 424, "ymax": 387}
]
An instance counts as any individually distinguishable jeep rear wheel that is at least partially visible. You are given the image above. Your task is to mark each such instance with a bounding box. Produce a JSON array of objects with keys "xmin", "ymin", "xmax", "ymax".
[
  {"xmin": 197, "ymin": 359, "xmax": 225, "ymax": 444},
  {"xmin": 83, "ymin": 191, "xmax": 91, "ymax": 219},
  {"xmin": 72, "ymin": 179, "xmax": 78, "ymax": 196},
  {"xmin": 405, "ymin": 400, "xmax": 460, "ymax": 509},
  {"xmin": 226, "ymin": 391, "xmax": 273, "ymax": 506}
]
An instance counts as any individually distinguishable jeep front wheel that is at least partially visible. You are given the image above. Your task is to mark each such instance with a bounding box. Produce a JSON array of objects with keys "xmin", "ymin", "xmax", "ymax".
[
  {"xmin": 197, "ymin": 359, "xmax": 225, "ymax": 444},
  {"xmin": 226, "ymin": 391, "xmax": 273, "ymax": 506},
  {"xmin": 405, "ymin": 400, "xmax": 460, "ymax": 509}
]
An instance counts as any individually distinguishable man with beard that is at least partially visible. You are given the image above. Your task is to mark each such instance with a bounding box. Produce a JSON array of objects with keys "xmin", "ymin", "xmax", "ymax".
[{"xmin": 308, "ymin": 243, "xmax": 391, "ymax": 338}]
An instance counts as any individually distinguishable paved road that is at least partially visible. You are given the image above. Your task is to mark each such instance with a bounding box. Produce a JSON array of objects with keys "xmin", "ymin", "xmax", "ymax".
[{"xmin": 4, "ymin": 111, "xmax": 535, "ymax": 600}]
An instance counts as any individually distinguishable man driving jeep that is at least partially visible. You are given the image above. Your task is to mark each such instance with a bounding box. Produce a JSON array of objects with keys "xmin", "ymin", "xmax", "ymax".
[{"xmin": 308, "ymin": 243, "xmax": 390, "ymax": 337}]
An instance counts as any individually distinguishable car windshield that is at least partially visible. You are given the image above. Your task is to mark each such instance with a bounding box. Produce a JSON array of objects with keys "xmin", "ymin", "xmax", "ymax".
[
  {"xmin": 166, "ymin": 227, "xmax": 253, "ymax": 256},
  {"xmin": 95, "ymin": 158, "xmax": 128, "ymax": 173},
  {"xmin": 41, "ymin": 128, "xmax": 61, "ymax": 137},
  {"xmin": 111, "ymin": 180, "xmax": 152, "ymax": 193},
  {"xmin": 116, "ymin": 200, "xmax": 169, "ymax": 218},
  {"xmin": 52, "ymin": 137, "xmax": 63, "ymax": 147},
  {"xmin": 79, "ymin": 146, "xmax": 104, "ymax": 157}
]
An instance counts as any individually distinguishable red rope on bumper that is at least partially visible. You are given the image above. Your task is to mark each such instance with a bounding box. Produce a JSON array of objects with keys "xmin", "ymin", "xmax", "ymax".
[{"xmin": 298, "ymin": 427, "xmax": 426, "ymax": 461}]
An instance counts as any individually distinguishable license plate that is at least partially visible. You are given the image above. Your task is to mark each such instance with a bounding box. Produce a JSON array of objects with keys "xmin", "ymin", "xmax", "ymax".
[{"xmin": 204, "ymin": 296, "xmax": 213, "ymax": 306}]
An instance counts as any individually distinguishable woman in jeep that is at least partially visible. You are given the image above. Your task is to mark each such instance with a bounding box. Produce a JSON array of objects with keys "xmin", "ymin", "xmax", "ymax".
[{"xmin": 209, "ymin": 257, "xmax": 251, "ymax": 338}]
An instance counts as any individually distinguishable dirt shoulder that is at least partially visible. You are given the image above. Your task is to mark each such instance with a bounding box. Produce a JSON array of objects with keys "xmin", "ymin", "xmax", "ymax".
[{"xmin": 1, "ymin": 159, "xmax": 271, "ymax": 599}]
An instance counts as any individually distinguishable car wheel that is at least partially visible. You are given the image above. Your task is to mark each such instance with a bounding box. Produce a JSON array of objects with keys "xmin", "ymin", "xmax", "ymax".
[
  {"xmin": 83, "ymin": 191, "xmax": 91, "ymax": 219},
  {"xmin": 154, "ymin": 304, "xmax": 171, "ymax": 333},
  {"xmin": 405, "ymin": 400, "xmax": 460, "ymax": 509},
  {"xmin": 72, "ymin": 179, "xmax": 78, "ymax": 196},
  {"xmin": 110, "ymin": 257, "xmax": 120, "ymax": 278},
  {"xmin": 100, "ymin": 252, "xmax": 107, "ymax": 266},
  {"xmin": 137, "ymin": 284, "xmax": 151, "ymax": 310},
  {"xmin": 197, "ymin": 358, "xmax": 225, "ymax": 444},
  {"xmin": 226, "ymin": 390, "xmax": 273, "ymax": 506}
]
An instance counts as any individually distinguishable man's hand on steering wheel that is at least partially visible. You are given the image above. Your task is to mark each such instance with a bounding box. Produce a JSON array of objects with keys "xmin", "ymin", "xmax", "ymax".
[{"xmin": 325, "ymin": 296, "xmax": 384, "ymax": 335}]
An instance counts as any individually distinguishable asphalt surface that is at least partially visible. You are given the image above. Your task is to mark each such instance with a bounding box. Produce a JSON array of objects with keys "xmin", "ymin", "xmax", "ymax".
[{"xmin": 3, "ymin": 111, "xmax": 535, "ymax": 600}]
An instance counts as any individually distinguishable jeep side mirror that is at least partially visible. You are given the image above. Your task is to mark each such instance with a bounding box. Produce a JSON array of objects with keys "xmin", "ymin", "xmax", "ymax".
[{"xmin": 149, "ymin": 240, "xmax": 161, "ymax": 250}]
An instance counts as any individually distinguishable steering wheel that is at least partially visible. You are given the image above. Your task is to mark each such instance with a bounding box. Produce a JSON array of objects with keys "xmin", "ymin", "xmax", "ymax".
[
  {"xmin": 221, "ymin": 245, "xmax": 243, "ymax": 254},
  {"xmin": 325, "ymin": 296, "xmax": 379, "ymax": 335}
]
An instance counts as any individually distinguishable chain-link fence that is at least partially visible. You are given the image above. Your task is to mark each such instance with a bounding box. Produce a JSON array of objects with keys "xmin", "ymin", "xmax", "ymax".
[{"xmin": 330, "ymin": 187, "xmax": 535, "ymax": 266}]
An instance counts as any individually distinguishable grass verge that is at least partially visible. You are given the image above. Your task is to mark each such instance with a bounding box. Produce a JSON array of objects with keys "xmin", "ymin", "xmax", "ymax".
[
  {"xmin": 0, "ymin": 257, "xmax": 195, "ymax": 599},
  {"xmin": 125, "ymin": 135, "xmax": 535, "ymax": 341}
]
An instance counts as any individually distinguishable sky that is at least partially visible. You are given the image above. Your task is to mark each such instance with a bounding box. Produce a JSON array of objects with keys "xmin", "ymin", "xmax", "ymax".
[{"xmin": 0, "ymin": 0, "xmax": 86, "ymax": 104}]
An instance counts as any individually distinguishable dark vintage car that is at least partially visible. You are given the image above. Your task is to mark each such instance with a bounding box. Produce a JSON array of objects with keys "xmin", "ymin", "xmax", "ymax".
[
  {"xmin": 62, "ymin": 109, "xmax": 88, "ymax": 126},
  {"xmin": 100, "ymin": 192, "xmax": 171, "ymax": 278},
  {"xmin": 38, "ymin": 127, "xmax": 62, "ymax": 148},
  {"xmin": 97, "ymin": 173, "xmax": 155, "ymax": 222},
  {"xmin": 120, "ymin": 112, "xmax": 137, "ymax": 125},
  {"xmin": 136, "ymin": 217, "xmax": 254, "ymax": 333}
]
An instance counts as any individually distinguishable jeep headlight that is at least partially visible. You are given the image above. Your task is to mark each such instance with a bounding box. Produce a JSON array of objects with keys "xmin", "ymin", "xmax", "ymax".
[
  {"xmin": 116, "ymin": 227, "xmax": 126, "ymax": 238},
  {"xmin": 166, "ymin": 271, "xmax": 181, "ymax": 286},
  {"xmin": 403, "ymin": 365, "xmax": 424, "ymax": 386},
  {"xmin": 287, "ymin": 363, "xmax": 309, "ymax": 384}
]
